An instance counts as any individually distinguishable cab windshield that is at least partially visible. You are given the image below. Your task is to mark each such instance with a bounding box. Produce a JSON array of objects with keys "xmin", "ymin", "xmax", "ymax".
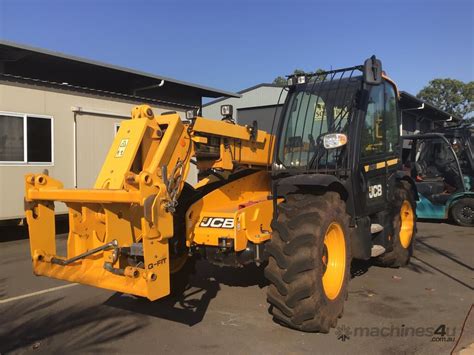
[{"xmin": 278, "ymin": 76, "xmax": 362, "ymax": 169}]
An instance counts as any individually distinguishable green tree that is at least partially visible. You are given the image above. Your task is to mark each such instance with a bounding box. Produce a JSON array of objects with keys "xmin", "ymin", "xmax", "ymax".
[
  {"xmin": 273, "ymin": 69, "xmax": 305, "ymax": 85},
  {"xmin": 417, "ymin": 79, "xmax": 473, "ymax": 119},
  {"xmin": 272, "ymin": 76, "xmax": 287, "ymax": 85},
  {"xmin": 272, "ymin": 68, "xmax": 325, "ymax": 85}
]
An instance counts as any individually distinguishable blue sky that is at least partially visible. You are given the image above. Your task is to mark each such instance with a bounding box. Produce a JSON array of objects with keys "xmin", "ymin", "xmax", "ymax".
[{"xmin": 0, "ymin": 0, "xmax": 472, "ymax": 96}]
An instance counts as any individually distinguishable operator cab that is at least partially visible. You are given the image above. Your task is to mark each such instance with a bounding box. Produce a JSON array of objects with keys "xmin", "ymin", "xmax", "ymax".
[
  {"xmin": 274, "ymin": 56, "xmax": 402, "ymax": 219},
  {"xmin": 264, "ymin": 57, "xmax": 418, "ymax": 332},
  {"xmin": 410, "ymin": 137, "xmax": 464, "ymax": 200},
  {"xmin": 276, "ymin": 75, "xmax": 359, "ymax": 172}
]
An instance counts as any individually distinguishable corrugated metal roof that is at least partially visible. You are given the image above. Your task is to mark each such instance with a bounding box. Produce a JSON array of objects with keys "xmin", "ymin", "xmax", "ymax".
[
  {"xmin": 0, "ymin": 72, "xmax": 199, "ymax": 109},
  {"xmin": 0, "ymin": 40, "xmax": 240, "ymax": 99},
  {"xmin": 400, "ymin": 91, "xmax": 461, "ymax": 122},
  {"xmin": 203, "ymin": 83, "xmax": 283, "ymax": 107}
]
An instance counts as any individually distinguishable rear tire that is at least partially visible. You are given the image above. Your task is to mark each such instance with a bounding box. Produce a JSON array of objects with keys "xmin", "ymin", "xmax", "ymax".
[
  {"xmin": 376, "ymin": 181, "xmax": 416, "ymax": 267},
  {"xmin": 450, "ymin": 198, "xmax": 474, "ymax": 227},
  {"xmin": 169, "ymin": 183, "xmax": 198, "ymax": 296},
  {"xmin": 265, "ymin": 192, "xmax": 351, "ymax": 333},
  {"xmin": 169, "ymin": 254, "xmax": 196, "ymax": 296}
]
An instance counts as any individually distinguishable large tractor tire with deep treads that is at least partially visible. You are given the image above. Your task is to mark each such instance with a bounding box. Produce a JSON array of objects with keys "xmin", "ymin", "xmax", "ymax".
[
  {"xmin": 265, "ymin": 192, "xmax": 351, "ymax": 333},
  {"xmin": 375, "ymin": 180, "xmax": 416, "ymax": 267}
]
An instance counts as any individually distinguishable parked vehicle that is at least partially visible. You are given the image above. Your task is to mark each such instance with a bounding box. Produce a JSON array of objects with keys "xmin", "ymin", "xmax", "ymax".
[
  {"xmin": 402, "ymin": 124, "xmax": 473, "ymax": 226},
  {"xmin": 24, "ymin": 57, "xmax": 417, "ymax": 332}
]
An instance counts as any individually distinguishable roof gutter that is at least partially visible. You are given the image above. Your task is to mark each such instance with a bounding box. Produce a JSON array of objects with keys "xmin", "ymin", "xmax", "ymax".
[
  {"xmin": 132, "ymin": 80, "xmax": 165, "ymax": 95},
  {"xmin": 401, "ymin": 103, "xmax": 424, "ymax": 112},
  {"xmin": 71, "ymin": 106, "xmax": 130, "ymax": 118}
]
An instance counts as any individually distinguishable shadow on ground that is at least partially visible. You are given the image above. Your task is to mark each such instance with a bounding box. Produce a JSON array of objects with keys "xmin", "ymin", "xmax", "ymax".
[
  {"xmin": 0, "ymin": 217, "xmax": 69, "ymax": 243},
  {"xmin": 417, "ymin": 218, "xmax": 463, "ymax": 226},
  {"xmin": 350, "ymin": 233, "xmax": 472, "ymax": 290},
  {"xmin": 105, "ymin": 253, "xmax": 448, "ymax": 329},
  {"xmin": 105, "ymin": 261, "xmax": 267, "ymax": 327},
  {"xmin": 0, "ymin": 278, "xmax": 6, "ymax": 299},
  {"xmin": 416, "ymin": 235, "xmax": 472, "ymax": 271},
  {"xmin": 0, "ymin": 284, "xmax": 146, "ymax": 353},
  {"xmin": 0, "ymin": 224, "xmax": 29, "ymax": 242}
]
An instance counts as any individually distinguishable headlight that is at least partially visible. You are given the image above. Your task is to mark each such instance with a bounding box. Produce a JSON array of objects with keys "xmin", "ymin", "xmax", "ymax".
[
  {"xmin": 297, "ymin": 75, "xmax": 306, "ymax": 84},
  {"xmin": 186, "ymin": 109, "xmax": 198, "ymax": 120},
  {"xmin": 220, "ymin": 104, "xmax": 233, "ymax": 117},
  {"xmin": 323, "ymin": 133, "xmax": 348, "ymax": 149}
]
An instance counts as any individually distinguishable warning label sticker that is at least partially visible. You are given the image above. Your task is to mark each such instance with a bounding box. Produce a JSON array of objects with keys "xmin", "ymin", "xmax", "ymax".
[{"xmin": 115, "ymin": 139, "xmax": 129, "ymax": 158}]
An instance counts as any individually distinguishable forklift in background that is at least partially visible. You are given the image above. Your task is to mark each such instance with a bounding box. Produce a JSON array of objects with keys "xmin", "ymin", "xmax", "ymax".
[{"xmin": 402, "ymin": 123, "xmax": 473, "ymax": 226}]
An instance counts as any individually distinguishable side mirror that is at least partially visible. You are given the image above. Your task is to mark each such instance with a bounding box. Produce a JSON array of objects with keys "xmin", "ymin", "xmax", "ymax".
[{"xmin": 363, "ymin": 55, "xmax": 383, "ymax": 85}]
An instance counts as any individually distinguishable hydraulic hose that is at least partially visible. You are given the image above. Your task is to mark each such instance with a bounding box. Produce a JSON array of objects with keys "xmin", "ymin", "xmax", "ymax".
[{"xmin": 51, "ymin": 240, "xmax": 118, "ymax": 266}]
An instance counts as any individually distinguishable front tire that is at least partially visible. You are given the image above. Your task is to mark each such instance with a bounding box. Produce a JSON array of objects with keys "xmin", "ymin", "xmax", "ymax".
[{"xmin": 265, "ymin": 192, "xmax": 351, "ymax": 333}]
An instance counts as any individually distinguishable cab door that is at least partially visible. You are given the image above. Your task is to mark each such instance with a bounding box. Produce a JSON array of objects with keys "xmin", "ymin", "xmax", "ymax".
[{"xmin": 355, "ymin": 81, "xmax": 400, "ymax": 216}]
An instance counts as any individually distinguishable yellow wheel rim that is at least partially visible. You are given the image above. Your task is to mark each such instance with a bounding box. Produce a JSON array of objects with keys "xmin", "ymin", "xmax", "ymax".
[
  {"xmin": 322, "ymin": 222, "xmax": 346, "ymax": 300},
  {"xmin": 170, "ymin": 253, "xmax": 188, "ymax": 274},
  {"xmin": 399, "ymin": 200, "xmax": 414, "ymax": 248}
]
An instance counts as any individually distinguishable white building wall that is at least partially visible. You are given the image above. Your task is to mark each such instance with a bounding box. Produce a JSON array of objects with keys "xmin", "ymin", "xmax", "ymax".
[{"xmin": 0, "ymin": 82, "xmax": 190, "ymax": 220}]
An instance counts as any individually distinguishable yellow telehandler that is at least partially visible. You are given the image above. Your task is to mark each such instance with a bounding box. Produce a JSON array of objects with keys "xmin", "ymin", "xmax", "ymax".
[{"xmin": 24, "ymin": 56, "xmax": 417, "ymax": 332}]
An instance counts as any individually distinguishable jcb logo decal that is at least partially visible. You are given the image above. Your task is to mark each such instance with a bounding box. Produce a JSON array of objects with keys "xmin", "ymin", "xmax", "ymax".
[
  {"xmin": 200, "ymin": 217, "xmax": 234, "ymax": 229},
  {"xmin": 368, "ymin": 184, "xmax": 383, "ymax": 199}
]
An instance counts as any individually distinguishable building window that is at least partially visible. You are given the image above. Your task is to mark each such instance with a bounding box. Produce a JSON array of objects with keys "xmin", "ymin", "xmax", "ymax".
[
  {"xmin": 0, "ymin": 114, "xmax": 24, "ymax": 162},
  {"xmin": 0, "ymin": 112, "xmax": 53, "ymax": 164},
  {"xmin": 114, "ymin": 122, "xmax": 121, "ymax": 135}
]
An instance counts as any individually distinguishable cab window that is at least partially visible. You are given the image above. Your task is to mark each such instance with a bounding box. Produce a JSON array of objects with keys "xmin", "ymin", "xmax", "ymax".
[
  {"xmin": 361, "ymin": 84, "xmax": 385, "ymax": 157},
  {"xmin": 361, "ymin": 82, "xmax": 399, "ymax": 157},
  {"xmin": 385, "ymin": 83, "xmax": 399, "ymax": 153}
]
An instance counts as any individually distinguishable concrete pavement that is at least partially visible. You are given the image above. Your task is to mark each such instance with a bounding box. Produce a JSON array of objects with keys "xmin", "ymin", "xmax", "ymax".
[{"xmin": 0, "ymin": 222, "xmax": 472, "ymax": 354}]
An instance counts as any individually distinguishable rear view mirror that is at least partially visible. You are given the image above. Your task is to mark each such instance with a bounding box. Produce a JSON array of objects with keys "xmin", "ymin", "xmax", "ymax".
[{"xmin": 363, "ymin": 56, "xmax": 382, "ymax": 85}]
